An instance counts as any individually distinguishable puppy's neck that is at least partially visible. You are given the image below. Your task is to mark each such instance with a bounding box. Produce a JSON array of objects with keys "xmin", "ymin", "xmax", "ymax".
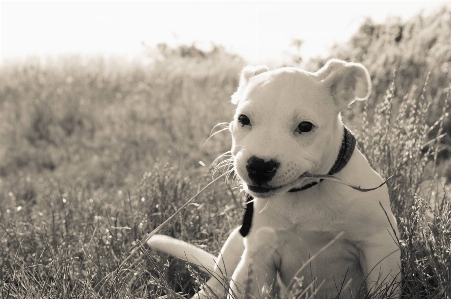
[{"xmin": 316, "ymin": 120, "xmax": 346, "ymax": 177}]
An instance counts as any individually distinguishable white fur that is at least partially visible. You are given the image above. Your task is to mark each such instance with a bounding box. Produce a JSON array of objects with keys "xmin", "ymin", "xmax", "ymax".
[
  {"xmin": 147, "ymin": 235, "xmax": 216, "ymax": 273},
  {"xmin": 148, "ymin": 59, "xmax": 401, "ymax": 299}
]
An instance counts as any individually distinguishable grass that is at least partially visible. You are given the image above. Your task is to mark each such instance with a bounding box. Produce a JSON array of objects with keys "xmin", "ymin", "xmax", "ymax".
[
  {"xmin": 1, "ymin": 10, "xmax": 451, "ymax": 298},
  {"xmin": 358, "ymin": 77, "xmax": 451, "ymax": 299},
  {"xmin": 0, "ymin": 52, "xmax": 245, "ymax": 298}
]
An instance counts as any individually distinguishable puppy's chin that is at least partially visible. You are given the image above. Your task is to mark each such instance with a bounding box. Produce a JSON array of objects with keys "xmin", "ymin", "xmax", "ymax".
[
  {"xmin": 245, "ymin": 184, "xmax": 281, "ymax": 198},
  {"xmin": 243, "ymin": 183, "xmax": 280, "ymax": 198}
]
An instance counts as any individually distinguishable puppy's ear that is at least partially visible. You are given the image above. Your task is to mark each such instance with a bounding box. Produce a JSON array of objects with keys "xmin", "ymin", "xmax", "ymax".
[
  {"xmin": 231, "ymin": 65, "xmax": 269, "ymax": 105},
  {"xmin": 316, "ymin": 59, "xmax": 371, "ymax": 110}
]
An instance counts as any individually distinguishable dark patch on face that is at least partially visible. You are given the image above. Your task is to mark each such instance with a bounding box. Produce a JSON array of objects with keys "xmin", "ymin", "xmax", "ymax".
[{"xmin": 246, "ymin": 156, "xmax": 280, "ymax": 186}]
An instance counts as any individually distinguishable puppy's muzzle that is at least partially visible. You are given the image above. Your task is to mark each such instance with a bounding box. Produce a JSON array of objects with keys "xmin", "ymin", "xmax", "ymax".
[{"xmin": 246, "ymin": 156, "xmax": 280, "ymax": 186}]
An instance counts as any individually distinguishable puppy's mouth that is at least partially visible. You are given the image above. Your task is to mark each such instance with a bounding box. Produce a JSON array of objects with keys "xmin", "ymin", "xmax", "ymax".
[
  {"xmin": 247, "ymin": 185, "xmax": 281, "ymax": 193},
  {"xmin": 246, "ymin": 172, "xmax": 316, "ymax": 196}
]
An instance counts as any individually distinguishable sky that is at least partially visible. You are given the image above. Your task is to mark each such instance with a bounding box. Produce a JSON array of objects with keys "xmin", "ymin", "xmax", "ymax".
[{"xmin": 0, "ymin": 1, "xmax": 449, "ymax": 65}]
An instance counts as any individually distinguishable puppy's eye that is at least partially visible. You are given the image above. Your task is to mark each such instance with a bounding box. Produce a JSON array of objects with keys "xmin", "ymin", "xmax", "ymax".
[
  {"xmin": 238, "ymin": 114, "xmax": 251, "ymax": 126},
  {"xmin": 296, "ymin": 121, "xmax": 314, "ymax": 133}
]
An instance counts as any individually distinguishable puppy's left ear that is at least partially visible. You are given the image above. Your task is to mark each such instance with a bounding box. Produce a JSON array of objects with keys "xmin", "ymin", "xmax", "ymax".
[
  {"xmin": 316, "ymin": 59, "xmax": 371, "ymax": 110},
  {"xmin": 231, "ymin": 65, "xmax": 269, "ymax": 105}
]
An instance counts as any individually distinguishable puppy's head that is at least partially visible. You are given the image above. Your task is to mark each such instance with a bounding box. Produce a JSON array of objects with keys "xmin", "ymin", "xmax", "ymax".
[{"xmin": 229, "ymin": 59, "xmax": 371, "ymax": 198}]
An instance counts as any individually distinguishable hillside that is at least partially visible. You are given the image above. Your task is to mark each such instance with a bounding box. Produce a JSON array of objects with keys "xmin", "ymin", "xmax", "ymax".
[
  {"xmin": 0, "ymin": 50, "xmax": 243, "ymax": 188},
  {"xmin": 308, "ymin": 5, "xmax": 451, "ymax": 178}
]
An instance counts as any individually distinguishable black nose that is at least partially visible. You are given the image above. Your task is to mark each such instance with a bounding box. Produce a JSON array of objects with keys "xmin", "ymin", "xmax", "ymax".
[{"xmin": 246, "ymin": 156, "xmax": 280, "ymax": 185}]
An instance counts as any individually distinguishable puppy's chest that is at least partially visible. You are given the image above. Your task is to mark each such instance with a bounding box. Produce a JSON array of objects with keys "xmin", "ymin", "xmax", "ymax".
[
  {"xmin": 256, "ymin": 213, "xmax": 360, "ymax": 267},
  {"xmin": 275, "ymin": 224, "xmax": 360, "ymax": 263},
  {"xmin": 249, "ymin": 196, "xmax": 363, "ymax": 287},
  {"xmin": 274, "ymin": 226, "xmax": 363, "ymax": 291}
]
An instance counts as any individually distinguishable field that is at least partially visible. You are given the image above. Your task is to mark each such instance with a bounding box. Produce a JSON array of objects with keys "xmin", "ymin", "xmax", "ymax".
[{"xmin": 1, "ymin": 7, "xmax": 451, "ymax": 299}]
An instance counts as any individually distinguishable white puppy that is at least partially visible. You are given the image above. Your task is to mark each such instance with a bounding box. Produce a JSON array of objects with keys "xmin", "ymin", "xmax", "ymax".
[{"xmin": 148, "ymin": 59, "xmax": 401, "ymax": 299}]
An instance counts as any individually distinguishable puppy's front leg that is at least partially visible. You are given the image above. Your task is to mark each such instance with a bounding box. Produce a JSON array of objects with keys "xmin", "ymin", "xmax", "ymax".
[
  {"xmin": 359, "ymin": 232, "xmax": 401, "ymax": 298},
  {"xmin": 228, "ymin": 243, "xmax": 278, "ymax": 298}
]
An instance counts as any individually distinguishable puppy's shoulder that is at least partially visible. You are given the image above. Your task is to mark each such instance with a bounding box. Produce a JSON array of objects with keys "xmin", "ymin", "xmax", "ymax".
[
  {"xmin": 343, "ymin": 149, "xmax": 398, "ymax": 238},
  {"xmin": 345, "ymin": 148, "xmax": 389, "ymax": 196}
]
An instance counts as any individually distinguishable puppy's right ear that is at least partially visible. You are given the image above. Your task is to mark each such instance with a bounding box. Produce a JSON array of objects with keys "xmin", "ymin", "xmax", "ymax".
[
  {"xmin": 231, "ymin": 65, "xmax": 269, "ymax": 105},
  {"xmin": 316, "ymin": 59, "xmax": 371, "ymax": 111}
]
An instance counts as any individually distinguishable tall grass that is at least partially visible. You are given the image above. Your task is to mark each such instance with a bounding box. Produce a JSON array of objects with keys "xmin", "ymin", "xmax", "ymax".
[
  {"xmin": 0, "ymin": 52, "xmax": 245, "ymax": 297},
  {"xmin": 357, "ymin": 76, "xmax": 451, "ymax": 298}
]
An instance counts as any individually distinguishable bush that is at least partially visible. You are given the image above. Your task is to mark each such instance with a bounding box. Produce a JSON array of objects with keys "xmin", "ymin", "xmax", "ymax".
[{"xmin": 307, "ymin": 5, "xmax": 451, "ymax": 179}]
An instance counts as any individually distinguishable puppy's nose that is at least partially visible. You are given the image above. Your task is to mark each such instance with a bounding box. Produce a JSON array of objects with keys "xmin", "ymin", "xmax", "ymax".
[{"xmin": 246, "ymin": 156, "xmax": 279, "ymax": 185}]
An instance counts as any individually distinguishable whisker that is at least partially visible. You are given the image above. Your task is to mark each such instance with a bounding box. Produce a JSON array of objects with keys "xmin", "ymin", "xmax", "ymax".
[
  {"xmin": 211, "ymin": 151, "xmax": 232, "ymax": 166},
  {"xmin": 214, "ymin": 159, "xmax": 233, "ymax": 170},
  {"xmin": 232, "ymin": 172, "xmax": 239, "ymax": 183},
  {"xmin": 213, "ymin": 160, "xmax": 233, "ymax": 174},
  {"xmin": 216, "ymin": 168, "xmax": 234, "ymax": 183},
  {"xmin": 209, "ymin": 122, "xmax": 229, "ymax": 137},
  {"xmin": 204, "ymin": 123, "xmax": 230, "ymax": 147},
  {"xmin": 213, "ymin": 168, "xmax": 234, "ymax": 181},
  {"xmin": 225, "ymin": 168, "xmax": 235, "ymax": 184}
]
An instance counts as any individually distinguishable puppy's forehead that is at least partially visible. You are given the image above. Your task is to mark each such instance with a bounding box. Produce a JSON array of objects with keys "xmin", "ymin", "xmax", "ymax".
[
  {"xmin": 243, "ymin": 67, "xmax": 325, "ymax": 102},
  {"xmin": 237, "ymin": 68, "xmax": 331, "ymax": 123}
]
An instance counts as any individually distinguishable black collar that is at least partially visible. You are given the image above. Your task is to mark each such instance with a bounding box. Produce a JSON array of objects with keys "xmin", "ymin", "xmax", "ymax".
[
  {"xmin": 288, "ymin": 126, "xmax": 356, "ymax": 192},
  {"xmin": 328, "ymin": 126, "xmax": 356, "ymax": 176},
  {"xmin": 239, "ymin": 127, "xmax": 356, "ymax": 237}
]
